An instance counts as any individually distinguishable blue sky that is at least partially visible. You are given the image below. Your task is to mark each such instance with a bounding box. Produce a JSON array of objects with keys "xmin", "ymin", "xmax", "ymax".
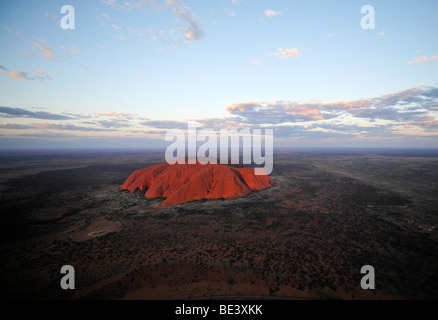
[{"xmin": 0, "ymin": 0, "xmax": 437, "ymax": 148}]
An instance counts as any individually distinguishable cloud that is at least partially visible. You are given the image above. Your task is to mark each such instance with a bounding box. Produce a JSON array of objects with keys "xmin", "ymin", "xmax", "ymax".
[
  {"xmin": 102, "ymin": 0, "xmax": 116, "ymax": 6},
  {"xmin": 45, "ymin": 12, "xmax": 58, "ymax": 20},
  {"xmin": 141, "ymin": 120, "xmax": 187, "ymax": 129},
  {"xmin": 23, "ymin": 50, "xmax": 36, "ymax": 57},
  {"xmin": 182, "ymin": 29, "xmax": 200, "ymax": 42},
  {"xmin": 226, "ymin": 86, "xmax": 438, "ymax": 127},
  {"xmin": 272, "ymin": 125, "xmax": 358, "ymax": 140},
  {"xmin": 101, "ymin": 0, "xmax": 133, "ymax": 11},
  {"xmin": 30, "ymin": 122, "xmax": 113, "ymax": 132},
  {"xmin": 142, "ymin": 118, "xmax": 246, "ymax": 131},
  {"xmin": 101, "ymin": 0, "xmax": 204, "ymax": 44},
  {"xmin": 0, "ymin": 134, "xmax": 165, "ymax": 149},
  {"xmin": 35, "ymin": 69, "xmax": 53, "ymax": 80},
  {"xmin": 273, "ymin": 48, "xmax": 303, "ymax": 59},
  {"xmin": 32, "ymin": 41, "xmax": 56, "ymax": 60},
  {"xmin": 0, "ymin": 106, "xmax": 74, "ymax": 120},
  {"xmin": 165, "ymin": 0, "xmax": 204, "ymax": 42},
  {"xmin": 97, "ymin": 13, "xmax": 111, "ymax": 26},
  {"xmin": 227, "ymin": 101, "xmax": 333, "ymax": 123},
  {"xmin": 0, "ymin": 65, "xmax": 46, "ymax": 80},
  {"xmin": 8, "ymin": 71, "xmax": 35, "ymax": 81},
  {"xmin": 94, "ymin": 112, "xmax": 138, "ymax": 119},
  {"xmin": 264, "ymin": 10, "xmax": 281, "ymax": 17},
  {"xmin": 6, "ymin": 69, "xmax": 53, "ymax": 82},
  {"xmin": 2, "ymin": 86, "xmax": 437, "ymax": 147},
  {"xmin": 410, "ymin": 115, "xmax": 438, "ymax": 128},
  {"xmin": 61, "ymin": 46, "xmax": 80, "ymax": 54},
  {"xmin": 95, "ymin": 120, "xmax": 132, "ymax": 128},
  {"xmin": 349, "ymin": 106, "xmax": 424, "ymax": 122},
  {"xmin": 135, "ymin": 0, "xmax": 162, "ymax": 9},
  {"xmin": 2, "ymin": 26, "xmax": 20, "ymax": 36},
  {"xmin": 379, "ymin": 29, "xmax": 385, "ymax": 36},
  {"xmin": 407, "ymin": 55, "xmax": 438, "ymax": 64},
  {"xmin": 0, "ymin": 122, "xmax": 116, "ymax": 132},
  {"xmin": 0, "ymin": 123, "xmax": 30, "ymax": 130}
]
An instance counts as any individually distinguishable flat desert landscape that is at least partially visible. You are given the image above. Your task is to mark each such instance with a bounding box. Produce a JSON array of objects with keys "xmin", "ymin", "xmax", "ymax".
[{"xmin": 0, "ymin": 149, "xmax": 437, "ymax": 299}]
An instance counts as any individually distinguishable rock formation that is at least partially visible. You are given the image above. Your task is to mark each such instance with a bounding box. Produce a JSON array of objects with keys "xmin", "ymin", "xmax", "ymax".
[{"xmin": 120, "ymin": 161, "xmax": 274, "ymax": 206}]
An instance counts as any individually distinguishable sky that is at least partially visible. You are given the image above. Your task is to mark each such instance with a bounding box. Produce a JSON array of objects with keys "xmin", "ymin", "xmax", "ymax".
[{"xmin": 0, "ymin": 0, "xmax": 437, "ymax": 149}]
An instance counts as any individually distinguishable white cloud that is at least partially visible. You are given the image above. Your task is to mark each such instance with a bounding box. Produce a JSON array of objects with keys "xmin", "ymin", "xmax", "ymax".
[
  {"xmin": 8, "ymin": 71, "xmax": 34, "ymax": 81},
  {"xmin": 264, "ymin": 10, "xmax": 281, "ymax": 17},
  {"xmin": 7, "ymin": 69, "xmax": 53, "ymax": 81},
  {"xmin": 407, "ymin": 55, "xmax": 438, "ymax": 64},
  {"xmin": 32, "ymin": 41, "xmax": 56, "ymax": 60},
  {"xmin": 61, "ymin": 46, "xmax": 80, "ymax": 54},
  {"xmin": 273, "ymin": 48, "xmax": 303, "ymax": 59},
  {"xmin": 2, "ymin": 26, "xmax": 20, "ymax": 36},
  {"xmin": 101, "ymin": 0, "xmax": 204, "ymax": 44},
  {"xmin": 165, "ymin": 0, "xmax": 204, "ymax": 42}
]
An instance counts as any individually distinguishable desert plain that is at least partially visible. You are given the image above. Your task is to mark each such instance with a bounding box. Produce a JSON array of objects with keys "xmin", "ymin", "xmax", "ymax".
[{"xmin": 0, "ymin": 148, "xmax": 437, "ymax": 299}]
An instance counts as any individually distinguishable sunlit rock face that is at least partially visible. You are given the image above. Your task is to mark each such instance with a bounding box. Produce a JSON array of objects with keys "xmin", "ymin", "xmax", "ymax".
[{"xmin": 120, "ymin": 161, "xmax": 274, "ymax": 206}]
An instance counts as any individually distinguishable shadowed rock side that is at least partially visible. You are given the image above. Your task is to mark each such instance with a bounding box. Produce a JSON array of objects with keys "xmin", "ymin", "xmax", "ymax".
[{"xmin": 120, "ymin": 161, "xmax": 275, "ymax": 206}]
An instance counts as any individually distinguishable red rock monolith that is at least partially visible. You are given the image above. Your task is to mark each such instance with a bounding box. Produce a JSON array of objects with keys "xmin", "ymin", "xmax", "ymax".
[{"xmin": 120, "ymin": 161, "xmax": 274, "ymax": 206}]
